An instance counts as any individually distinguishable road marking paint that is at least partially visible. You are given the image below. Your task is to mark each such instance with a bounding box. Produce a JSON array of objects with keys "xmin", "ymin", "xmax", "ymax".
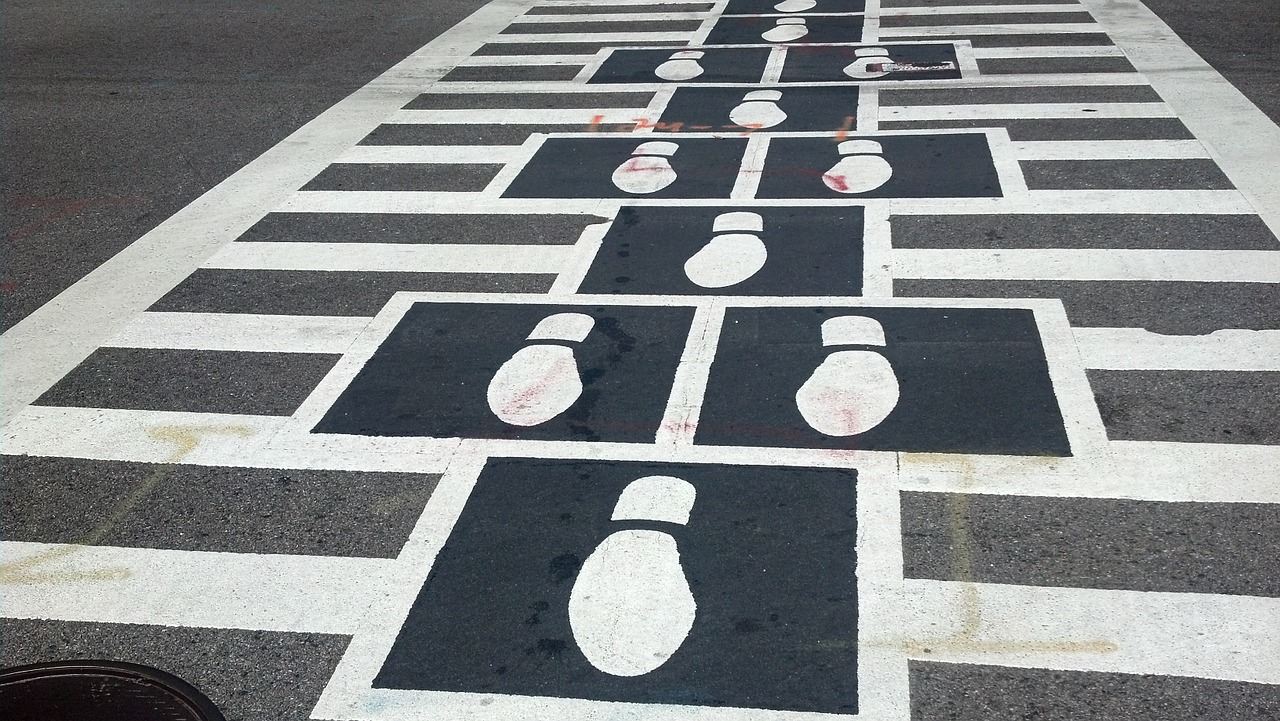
[
  {"xmin": 511, "ymin": 12, "xmax": 711, "ymax": 22},
  {"xmin": 388, "ymin": 107, "xmax": 645, "ymax": 124},
  {"xmin": 884, "ymin": 4, "xmax": 1089, "ymax": 16},
  {"xmin": 484, "ymin": 31, "xmax": 696, "ymax": 43},
  {"xmin": 1, "ymin": 541, "xmax": 396, "ymax": 634},
  {"xmin": 102, "ymin": 312, "xmax": 373, "ymax": 354},
  {"xmin": 881, "ymin": 102, "xmax": 1175, "ymax": 121},
  {"xmin": 881, "ymin": 22, "xmax": 1103, "ymax": 37},
  {"xmin": 1012, "ymin": 139, "xmax": 1209, "ymax": 160},
  {"xmin": 892, "ymin": 248, "xmax": 1280, "ymax": 282},
  {"xmin": 1073, "ymin": 328, "xmax": 1280, "ymax": 371},
  {"xmin": 459, "ymin": 54, "xmax": 598, "ymax": 65},
  {"xmin": 891, "ymin": 580, "xmax": 1280, "ymax": 684},
  {"xmin": 973, "ymin": 45, "xmax": 1125, "ymax": 58},
  {"xmin": 1, "ymin": 406, "xmax": 454, "ymax": 473},
  {"xmin": 335, "ymin": 145, "xmax": 525, "ymax": 164},
  {"xmin": 202, "ymin": 242, "xmax": 573, "ymax": 274}
]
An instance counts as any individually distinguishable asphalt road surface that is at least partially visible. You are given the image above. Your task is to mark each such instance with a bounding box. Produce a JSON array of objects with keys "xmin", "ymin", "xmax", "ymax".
[{"xmin": 3, "ymin": 1, "xmax": 1278, "ymax": 720}]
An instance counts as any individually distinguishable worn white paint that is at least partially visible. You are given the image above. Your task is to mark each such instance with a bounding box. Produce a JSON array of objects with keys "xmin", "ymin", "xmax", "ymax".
[
  {"xmin": 1, "ymin": 541, "xmax": 397, "ymax": 634},
  {"xmin": 892, "ymin": 248, "xmax": 1280, "ymax": 282},
  {"xmin": 881, "ymin": 101, "xmax": 1175, "ymax": 120},
  {"xmin": 102, "ymin": 312, "xmax": 371, "ymax": 354},
  {"xmin": 202, "ymin": 242, "xmax": 573, "ymax": 273},
  {"xmin": 881, "ymin": 22, "xmax": 1103, "ymax": 37},
  {"xmin": 1012, "ymin": 139, "xmax": 1209, "ymax": 160},
  {"xmin": 1073, "ymin": 328, "xmax": 1280, "ymax": 371}
]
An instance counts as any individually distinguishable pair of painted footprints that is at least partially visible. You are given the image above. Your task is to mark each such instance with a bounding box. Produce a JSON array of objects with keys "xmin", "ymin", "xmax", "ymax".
[
  {"xmin": 611, "ymin": 139, "xmax": 894, "ymax": 195},
  {"xmin": 490, "ymin": 313, "xmax": 900, "ymax": 437},
  {"xmin": 656, "ymin": 47, "xmax": 930, "ymax": 81}
]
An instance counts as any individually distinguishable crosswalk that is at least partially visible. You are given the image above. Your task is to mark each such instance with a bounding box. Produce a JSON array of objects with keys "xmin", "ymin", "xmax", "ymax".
[{"xmin": 3, "ymin": 0, "xmax": 1278, "ymax": 719}]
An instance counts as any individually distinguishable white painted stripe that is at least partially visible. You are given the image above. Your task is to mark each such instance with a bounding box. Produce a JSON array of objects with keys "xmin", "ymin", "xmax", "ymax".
[
  {"xmin": 0, "ymin": 541, "xmax": 395, "ymax": 634},
  {"xmin": 972, "ymin": 45, "xmax": 1124, "ymax": 58},
  {"xmin": 1, "ymin": 406, "xmax": 454, "ymax": 473},
  {"xmin": 202, "ymin": 242, "xmax": 573, "ymax": 274},
  {"xmin": 884, "ymin": 4, "xmax": 1088, "ymax": 15},
  {"xmin": 1012, "ymin": 139, "xmax": 1209, "ymax": 160},
  {"xmin": 334, "ymin": 145, "xmax": 524, "ymax": 164},
  {"xmin": 0, "ymin": 0, "xmax": 541, "ymax": 427},
  {"xmin": 459, "ymin": 54, "xmax": 597, "ymax": 65},
  {"xmin": 484, "ymin": 31, "xmax": 693, "ymax": 42},
  {"xmin": 533, "ymin": 0, "xmax": 713, "ymax": 5},
  {"xmin": 881, "ymin": 102, "xmax": 1174, "ymax": 121},
  {"xmin": 1073, "ymin": 327, "xmax": 1280, "ymax": 371},
  {"xmin": 280, "ymin": 191, "xmax": 611, "ymax": 214},
  {"xmin": 894, "ymin": 581, "xmax": 1280, "ymax": 684},
  {"xmin": 891, "ymin": 190, "xmax": 1256, "ymax": 215},
  {"xmin": 1079, "ymin": 0, "xmax": 1280, "ymax": 235},
  {"xmin": 511, "ymin": 11, "xmax": 708, "ymax": 21},
  {"xmin": 881, "ymin": 22, "xmax": 1103, "ymax": 36},
  {"xmin": 405, "ymin": 73, "xmax": 1151, "ymax": 94},
  {"xmin": 388, "ymin": 108, "xmax": 644, "ymax": 124},
  {"xmin": 906, "ymin": 442, "xmax": 1280, "ymax": 503},
  {"xmin": 891, "ymin": 248, "xmax": 1280, "ymax": 282},
  {"xmin": 102, "ymin": 312, "xmax": 372, "ymax": 354},
  {"xmin": 280, "ymin": 189, "xmax": 1256, "ymax": 215}
]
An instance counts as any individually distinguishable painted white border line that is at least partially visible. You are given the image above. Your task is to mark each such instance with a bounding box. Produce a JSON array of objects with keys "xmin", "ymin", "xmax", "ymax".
[
  {"xmin": 202, "ymin": 243, "xmax": 574, "ymax": 274},
  {"xmin": 1013, "ymin": 139, "xmax": 1209, "ymax": 160},
  {"xmin": 510, "ymin": 11, "xmax": 709, "ymax": 21},
  {"xmin": 1073, "ymin": 328, "xmax": 1280, "ymax": 371},
  {"xmin": 1, "ymin": 406, "xmax": 454, "ymax": 474},
  {"xmin": 892, "ymin": 248, "xmax": 1280, "ymax": 282},
  {"xmin": 389, "ymin": 108, "xmax": 645, "ymax": 124},
  {"xmin": 533, "ymin": 0, "xmax": 718, "ymax": 5},
  {"xmin": 972, "ymin": 45, "xmax": 1124, "ymax": 58},
  {"xmin": 895, "ymin": 580, "xmax": 1280, "ymax": 685},
  {"xmin": 881, "ymin": 101, "xmax": 1174, "ymax": 121},
  {"xmin": 883, "ymin": 4, "xmax": 1088, "ymax": 15},
  {"xmin": 335, "ymin": 145, "xmax": 524, "ymax": 164},
  {"xmin": 0, "ymin": 541, "xmax": 395, "ymax": 635},
  {"xmin": 0, "ymin": 0, "xmax": 546, "ymax": 427},
  {"xmin": 1078, "ymin": 0, "xmax": 1280, "ymax": 235},
  {"xmin": 898, "ymin": 441, "xmax": 1280, "ymax": 503},
  {"xmin": 459, "ymin": 54, "xmax": 598, "ymax": 65},
  {"xmin": 485, "ymin": 31, "xmax": 694, "ymax": 42},
  {"xmin": 102, "ymin": 312, "xmax": 372, "ymax": 354},
  {"xmin": 881, "ymin": 22, "xmax": 1103, "ymax": 36}
]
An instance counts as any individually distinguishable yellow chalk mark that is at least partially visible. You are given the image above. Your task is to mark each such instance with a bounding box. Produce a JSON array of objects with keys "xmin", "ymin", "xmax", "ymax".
[{"xmin": 1, "ymin": 423, "xmax": 254, "ymax": 585}]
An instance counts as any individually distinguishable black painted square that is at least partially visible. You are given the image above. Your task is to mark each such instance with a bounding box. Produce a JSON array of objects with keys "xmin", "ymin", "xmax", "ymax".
[
  {"xmin": 588, "ymin": 48, "xmax": 772, "ymax": 84},
  {"xmin": 577, "ymin": 205, "xmax": 864, "ymax": 296},
  {"xmin": 502, "ymin": 137, "xmax": 747, "ymax": 199},
  {"xmin": 655, "ymin": 86, "xmax": 860, "ymax": 134},
  {"xmin": 723, "ymin": 0, "xmax": 866, "ymax": 14},
  {"xmin": 780, "ymin": 44, "xmax": 962, "ymax": 83},
  {"xmin": 313, "ymin": 302, "xmax": 696, "ymax": 443},
  {"xmin": 704, "ymin": 15, "xmax": 865, "ymax": 45},
  {"xmin": 695, "ymin": 306, "xmax": 1071, "ymax": 455},
  {"xmin": 374, "ymin": 458, "xmax": 859, "ymax": 715},
  {"xmin": 757, "ymin": 133, "xmax": 1002, "ymax": 198}
]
